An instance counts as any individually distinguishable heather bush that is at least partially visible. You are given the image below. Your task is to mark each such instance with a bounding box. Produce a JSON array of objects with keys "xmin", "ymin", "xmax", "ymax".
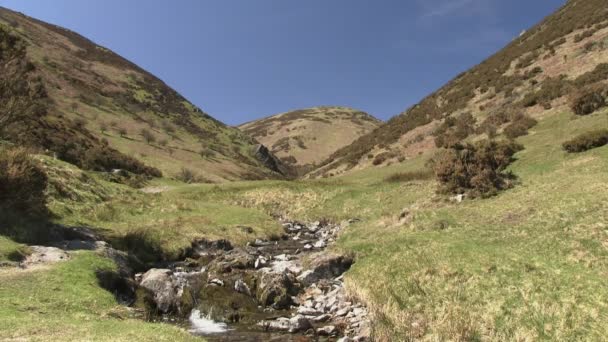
[
  {"xmin": 0, "ymin": 148, "xmax": 48, "ymax": 216},
  {"xmin": 569, "ymin": 86, "xmax": 607, "ymax": 115},
  {"xmin": 430, "ymin": 140, "xmax": 523, "ymax": 197},
  {"xmin": 434, "ymin": 112, "xmax": 476, "ymax": 148},
  {"xmin": 562, "ymin": 129, "xmax": 608, "ymax": 153},
  {"xmin": 140, "ymin": 128, "xmax": 156, "ymax": 144},
  {"xmin": 504, "ymin": 114, "xmax": 538, "ymax": 139},
  {"xmin": 385, "ymin": 169, "xmax": 433, "ymax": 183}
]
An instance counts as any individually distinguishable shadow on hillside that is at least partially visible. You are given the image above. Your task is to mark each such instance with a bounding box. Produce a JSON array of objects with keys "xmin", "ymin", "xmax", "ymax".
[{"xmin": 0, "ymin": 209, "xmax": 168, "ymax": 268}]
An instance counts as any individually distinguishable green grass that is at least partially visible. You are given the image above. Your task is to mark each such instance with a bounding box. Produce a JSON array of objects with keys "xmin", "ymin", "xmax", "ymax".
[
  {"xmin": 0, "ymin": 252, "xmax": 200, "ymax": 341},
  {"xmin": 0, "ymin": 236, "xmax": 25, "ymax": 263},
  {"xmin": 1, "ymin": 108, "xmax": 607, "ymax": 340}
]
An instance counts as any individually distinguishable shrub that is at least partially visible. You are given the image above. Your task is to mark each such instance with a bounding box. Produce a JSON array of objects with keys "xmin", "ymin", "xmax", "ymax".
[
  {"xmin": 569, "ymin": 86, "xmax": 607, "ymax": 115},
  {"xmin": 434, "ymin": 112, "xmax": 476, "ymax": 148},
  {"xmin": 200, "ymin": 148, "xmax": 216, "ymax": 159},
  {"xmin": 176, "ymin": 167, "xmax": 204, "ymax": 184},
  {"xmin": 503, "ymin": 114, "xmax": 538, "ymax": 139},
  {"xmin": 430, "ymin": 140, "xmax": 523, "ymax": 197},
  {"xmin": 140, "ymin": 128, "xmax": 156, "ymax": 144},
  {"xmin": 385, "ymin": 169, "xmax": 433, "ymax": 183},
  {"xmin": 117, "ymin": 127, "xmax": 128, "ymax": 137},
  {"xmin": 372, "ymin": 152, "xmax": 396, "ymax": 166},
  {"xmin": 562, "ymin": 129, "xmax": 608, "ymax": 153},
  {"xmin": 521, "ymin": 76, "xmax": 571, "ymax": 108},
  {"xmin": 0, "ymin": 148, "xmax": 48, "ymax": 216},
  {"xmin": 73, "ymin": 117, "xmax": 87, "ymax": 129}
]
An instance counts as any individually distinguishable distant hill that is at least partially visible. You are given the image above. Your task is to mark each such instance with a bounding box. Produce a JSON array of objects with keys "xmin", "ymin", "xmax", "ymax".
[
  {"xmin": 239, "ymin": 106, "xmax": 381, "ymax": 174},
  {"xmin": 312, "ymin": 0, "xmax": 608, "ymax": 178},
  {"xmin": 0, "ymin": 7, "xmax": 283, "ymax": 182}
]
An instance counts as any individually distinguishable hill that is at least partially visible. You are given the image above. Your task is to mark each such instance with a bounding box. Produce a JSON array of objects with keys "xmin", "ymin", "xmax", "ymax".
[
  {"xmin": 312, "ymin": 0, "xmax": 608, "ymax": 177},
  {"xmin": 0, "ymin": 7, "xmax": 283, "ymax": 182},
  {"xmin": 239, "ymin": 106, "xmax": 381, "ymax": 175}
]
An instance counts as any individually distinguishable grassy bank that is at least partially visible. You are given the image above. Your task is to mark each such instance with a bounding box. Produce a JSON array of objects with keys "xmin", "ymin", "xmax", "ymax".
[{"xmin": 0, "ymin": 252, "xmax": 199, "ymax": 341}]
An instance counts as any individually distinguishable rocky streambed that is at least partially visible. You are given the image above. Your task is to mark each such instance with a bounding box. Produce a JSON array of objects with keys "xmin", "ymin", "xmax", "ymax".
[{"xmin": 135, "ymin": 219, "xmax": 371, "ymax": 341}]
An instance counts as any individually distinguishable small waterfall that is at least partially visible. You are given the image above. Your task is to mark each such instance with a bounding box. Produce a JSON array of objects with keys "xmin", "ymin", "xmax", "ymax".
[{"xmin": 189, "ymin": 309, "xmax": 231, "ymax": 334}]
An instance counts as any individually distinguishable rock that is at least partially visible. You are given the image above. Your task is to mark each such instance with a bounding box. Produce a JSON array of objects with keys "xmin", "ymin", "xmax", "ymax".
[
  {"xmin": 297, "ymin": 252, "xmax": 353, "ymax": 287},
  {"xmin": 209, "ymin": 278, "xmax": 224, "ymax": 287},
  {"xmin": 297, "ymin": 270, "xmax": 317, "ymax": 286},
  {"xmin": 288, "ymin": 315, "xmax": 312, "ymax": 333},
  {"xmin": 274, "ymin": 254, "xmax": 289, "ymax": 261},
  {"xmin": 303, "ymin": 244, "xmax": 313, "ymax": 251},
  {"xmin": 258, "ymin": 317, "xmax": 291, "ymax": 332},
  {"xmin": 259, "ymin": 315, "xmax": 311, "ymax": 333},
  {"xmin": 21, "ymin": 246, "xmax": 69, "ymax": 267},
  {"xmin": 208, "ymin": 248, "xmax": 255, "ymax": 273},
  {"xmin": 190, "ymin": 239, "xmax": 233, "ymax": 257},
  {"xmin": 297, "ymin": 306, "xmax": 323, "ymax": 316},
  {"xmin": 311, "ymin": 313, "xmax": 332, "ymax": 323},
  {"xmin": 251, "ymin": 239, "xmax": 273, "ymax": 247},
  {"xmin": 353, "ymin": 307, "xmax": 366, "ymax": 316},
  {"xmin": 336, "ymin": 307, "xmax": 350, "ymax": 316},
  {"xmin": 234, "ymin": 279, "xmax": 251, "ymax": 296},
  {"xmin": 451, "ymin": 194, "xmax": 465, "ymax": 203},
  {"xmin": 138, "ymin": 268, "xmax": 199, "ymax": 315},
  {"xmin": 313, "ymin": 240, "xmax": 327, "ymax": 249},
  {"xmin": 255, "ymin": 256, "xmax": 268, "ymax": 269},
  {"xmin": 256, "ymin": 271, "xmax": 297, "ymax": 309},
  {"xmin": 317, "ymin": 325, "xmax": 337, "ymax": 336}
]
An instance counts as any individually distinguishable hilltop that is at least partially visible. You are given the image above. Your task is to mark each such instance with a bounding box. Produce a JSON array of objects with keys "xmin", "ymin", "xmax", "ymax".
[
  {"xmin": 312, "ymin": 0, "xmax": 608, "ymax": 177},
  {"xmin": 239, "ymin": 106, "xmax": 381, "ymax": 175},
  {"xmin": 0, "ymin": 7, "xmax": 283, "ymax": 182}
]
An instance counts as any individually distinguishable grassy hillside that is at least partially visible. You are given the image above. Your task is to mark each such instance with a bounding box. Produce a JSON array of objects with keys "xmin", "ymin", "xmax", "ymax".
[
  {"xmin": 239, "ymin": 106, "xmax": 381, "ymax": 175},
  {"xmin": 0, "ymin": 7, "xmax": 280, "ymax": 182},
  {"xmin": 313, "ymin": 0, "xmax": 608, "ymax": 178}
]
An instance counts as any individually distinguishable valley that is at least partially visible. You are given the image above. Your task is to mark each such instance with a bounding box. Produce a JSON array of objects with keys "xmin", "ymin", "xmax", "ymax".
[{"xmin": 1, "ymin": 1, "xmax": 608, "ymax": 341}]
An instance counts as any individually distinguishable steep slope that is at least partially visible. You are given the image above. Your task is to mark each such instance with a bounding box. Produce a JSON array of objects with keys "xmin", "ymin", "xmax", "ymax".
[
  {"xmin": 0, "ymin": 7, "xmax": 281, "ymax": 182},
  {"xmin": 239, "ymin": 106, "xmax": 381, "ymax": 174},
  {"xmin": 312, "ymin": 0, "xmax": 608, "ymax": 177}
]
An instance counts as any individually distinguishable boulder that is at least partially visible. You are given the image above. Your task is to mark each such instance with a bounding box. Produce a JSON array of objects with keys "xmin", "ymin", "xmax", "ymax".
[
  {"xmin": 21, "ymin": 246, "xmax": 69, "ymax": 267},
  {"xmin": 138, "ymin": 269, "xmax": 178, "ymax": 313},
  {"xmin": 288, "ymin": 315, "xmax": 312, "ymax": 333},
  {"xmin": 138, "ymin": 268, "xmax": 201, "ymax": 315},
  {"xmin": 256, "ymin": 271, "xmax": 297, "ymax": 309}
]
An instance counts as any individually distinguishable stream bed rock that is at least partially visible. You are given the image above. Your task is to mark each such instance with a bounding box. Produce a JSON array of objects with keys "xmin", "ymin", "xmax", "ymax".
[{"xmin": 133, "ymin": 219, "xmax": 371, "ymax": 341}]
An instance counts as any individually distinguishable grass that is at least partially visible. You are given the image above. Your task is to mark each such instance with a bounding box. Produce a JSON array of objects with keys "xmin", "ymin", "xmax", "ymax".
[
  {"xmin": 1, "ymin": 108, "xmax": 607, "ymax": 340},
  {"xmin": 0, "ymin": 236, "xmax": 26, "ymax": 263},
  {"xmin": 0, "ymin": 252, "xmax": 200, "ymax": 341}
]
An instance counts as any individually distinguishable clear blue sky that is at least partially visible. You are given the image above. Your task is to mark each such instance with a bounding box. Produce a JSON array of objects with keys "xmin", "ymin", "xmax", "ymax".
[{"xmin": 0, "ymin": 0, "xmax": 565, "ymax": 125}]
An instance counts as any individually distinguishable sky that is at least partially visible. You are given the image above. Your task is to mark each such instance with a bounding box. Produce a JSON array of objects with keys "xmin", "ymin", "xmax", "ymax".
[{"xmin": 0, "ymin": 0, "xmax": 565, "ymax": 125}]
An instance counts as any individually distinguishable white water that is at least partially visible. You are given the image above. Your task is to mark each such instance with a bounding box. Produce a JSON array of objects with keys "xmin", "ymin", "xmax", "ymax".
[{"xmin": 188, "ymin": 309, "xmax": 231, "ymax": 334}]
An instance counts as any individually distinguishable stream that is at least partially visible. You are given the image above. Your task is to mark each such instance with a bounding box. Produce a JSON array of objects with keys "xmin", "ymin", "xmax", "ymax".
[{"xmin": 134, "ymin": 219, "xmax": 371, "ymax": 341}]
